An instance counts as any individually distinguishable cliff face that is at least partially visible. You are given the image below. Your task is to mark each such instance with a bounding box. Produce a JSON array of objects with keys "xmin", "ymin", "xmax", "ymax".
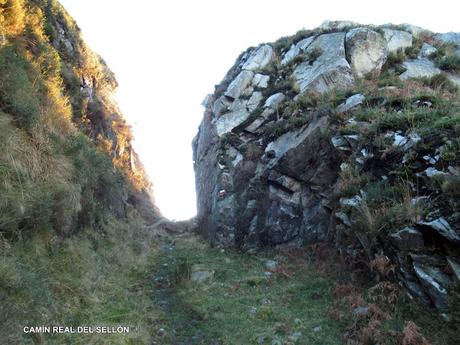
[
  {"xmin": 193, "ymin": 21, "xmax": 460, "ymax": 309},
  {"xmin": 0, "ymin": 0, "xmax": 159, "ymax": 237}
]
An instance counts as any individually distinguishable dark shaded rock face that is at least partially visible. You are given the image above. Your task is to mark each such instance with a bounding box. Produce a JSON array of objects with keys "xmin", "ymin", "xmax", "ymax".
[
  {"xmin": 194, "ymin": 103, "xmax": 339, "ymax": 247},
  {"xmin": 193, "ymin": 21, "xmax": 460, "ymax": 311}
]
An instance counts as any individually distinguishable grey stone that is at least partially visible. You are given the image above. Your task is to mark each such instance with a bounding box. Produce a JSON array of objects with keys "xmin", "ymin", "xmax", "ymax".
[
  {"xmin": 392, "ymin": 132, "xmax": 421, "ymax": 150},
  {"xmin": 400, "ymin": 58, "xmax": 441, "ymax": 80},
  {"xmin": 247, "ymin": 91, "xmax": 263, "ymax": 112},
  {"xmin": 344, "ymin": 134, "xmax": 360, "ymax": 148},
  {"xmin": 282, "ymin": 44, "xmax": 301, "ymax": 66},
  {"xmin": 225, "ymin": 70, "xmax": 254, "ymax": 100},
  {"xmin": 265, "ymin": 198, "xmax": 302, "ymax": 244},
  {"xmin": 419, "ymin": 43, "xmax": 437, "ymax": 58},
  {"xmin": 293, "ymin": 33, "xmax": 354, "ymax": 93},
  {"xmin": 339, "ymin": 195, "xmax": 362, "ymax": 208},
  {"xmin": 336, "ymin": 94, "xmax": 366, "ymax": 112},
  {"xmin": 213, "ymin": 96, "xmax": 231, "ymax": 116},
  {"xmin": 264, "ymin": 93, "xmax": 285, "ymax": 109},
  {"xmin": 281, "ymin": 36, "xmax": 316, "ymax": 65},
  {"xmin": 398, "ymin": 266, "xmax": 432, "ymax": 306},
  {"xmin": 319, "ymin": 20, "xmax": 356, "ymax": 31},
  {"xmin": 423, "ymin": 167, "xmax": 447, "ymax": 177},
  {"xmin": 447, "ymin": 73, "xmax": 460, "ymax": 86},
  {"xmin": 245, "ymin": 117, "xmax": 265, "ymax": 133},
  {"xmin": 447, "ymin": 257, "xmax": 460, "ymax": 283},
  {"xmin": 331, "ymin": 136, "xmax": 350, "ymax": 150},
  {"xmin": 252, "ymin": 74, "xmax": 270, "ymax": 88},
  {"xmin": 246, "ymin": 108, "xmax": 274, "ymax": 133},
  {"xmin": 423, "ymin": 155, "xmax": 439, "ymax": 165},
  {"xmin": 400, "ymin": 24, "xmax": 431, "ymax": 37},
  {"xmin": 346, "ymin": 28, "xmax": 388, "ymax": 77},
  {"xmin": 335, "ymin": 212, "xmax": 351, "ymax": 227},
  {"xmin": 390, "ymin": 227, "xmax": 424, "ymax": 250},
  {"xmin": 297, "ymin": 36, "xmax": 316, "ymax": 50},
  {"xmin": 383, "ymin": 28, "xmax": 413, "ymax": 53},
  {"xmin": 265, "ymin": 116, "xmax": 329, "ymax": 169},
  {"xmin": 268, "ymin": 171, "xmax": 302, "ymax": 192},
  {"xmin": 201, "ymin": 94, "xmax": 213, "ymax": 108},
  {"xmin": 215, "ymin": 101, "xmax": 251, "ymax": 136},
  {"xmin": 190, "ymin": 266, "xmax": 215, "ymax": 283},
  {"xmin": 269, "ymin": 184, "xmax": 301, "ymax": 205},
  {"xmin": 242, "ymin": 45, "xmax": 274, "ymax": 71},
  {"xmin": 413, "ymin": 261, "xmax": 449, "ymax": 309},
  {"xmin": 353, "ymin": 306, "xmax": 370, "ymax": 316},
  {"xmin": 417, "ymin": 217, "xmax": 460, "ymax": 242},
  {"xmin": 228, "ymin": 99, "xmax": 246, "ymax": 112},
  {"xmin": 265, "ymin": 260, "xmax": 277, "ymax": 271},
  {"xmin": 435, "ymin": 32, "xmax": 460, "ymax": 46}
]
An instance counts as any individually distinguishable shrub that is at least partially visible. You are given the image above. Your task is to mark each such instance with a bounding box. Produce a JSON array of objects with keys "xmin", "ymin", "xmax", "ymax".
[
  {"xmin": 405, "ymin": 37, "xmax": 423, "ymax": 59},
  {"xmin": 296, "ymin": 92, "xmax": 318, "ymax": 109},
  {"xmin": 439, "ymin": 55, "xmax": 460, "ymax": 72},
  {"xmin": 306, "ymin": 47, "xmax": 322, "ymax": 64},
  {"xmin": 382, "ymin": 49, "xmax": 406, "ymax": 72},
  {"xmin": 243, "ymin": 142, "xmax": 263, "ymax": 161},
  {"xmin": 263, "ymin": 121, "xmax": 286, "ymax": 140},
  {"xmin": 273, "ymin": 36, "xmax": 291, "ymax": 53},
  {"xmin": 352, "ymin": 182, "xmax": 424, "ymax": 235},
  {"xmin": 420, "ymin": 73, "xmax": 458, "ymax": 93},
  {"xmin": 173, "ymin": 256, "xmax": 191, "ymax": 286},
  {"xmin": 442, "ymin": 176, "xmax": 460, "ymax": 197},
  {"xmin": 402, "ymin": 321, "xmax": 432, "ymax": 345},
  {"xmin": 288, "ymin": 113, "xmax": 310, "ymax": 129}
]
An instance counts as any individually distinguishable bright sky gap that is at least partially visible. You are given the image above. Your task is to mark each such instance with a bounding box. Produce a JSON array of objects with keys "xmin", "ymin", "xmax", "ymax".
[{"xmin": 59, "ymin": 0, "xmax": 460, "ymax": 220}]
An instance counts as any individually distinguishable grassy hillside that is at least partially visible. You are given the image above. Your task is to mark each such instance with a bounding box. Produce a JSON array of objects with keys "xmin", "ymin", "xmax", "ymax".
[{"xmin": 0, "ymin": 1, "xmax": 162, "ymax": 344}]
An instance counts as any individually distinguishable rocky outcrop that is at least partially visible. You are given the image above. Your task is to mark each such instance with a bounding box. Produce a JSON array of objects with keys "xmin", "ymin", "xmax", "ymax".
[
  {"xmin": 193, "ymin": 21, "xmax": 460, "ymax": 311},
  {"xmin": 400, "ymin": 58, "xmax": 441, "ymax": 80},
  {"xmin": 346, "ymin": 28, "xmax": 388, "ymax": 77},
  {"xmin": 293, "ymin": 32, "xmax": 354, "ymax": 93},
  {"xmin": 382, "ymin": 28, "xmax": 413, "ymax": 52}
]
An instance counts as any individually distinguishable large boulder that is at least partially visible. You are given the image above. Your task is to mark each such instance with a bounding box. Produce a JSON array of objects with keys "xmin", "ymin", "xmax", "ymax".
[
  {"xmin": 225, "ymin": 70, "xmax": 254, "ymax": 100},
  {"xmin": 241, "ymin": 44, "xmax": 274, "ymax": 71},
  {"xmin": 293, "ymin": 32, "xmax": 355, "ymax": 93},
  {"xmin": 215, "ymin": 102, "xmax": 251, "ymax": 136},
  {"xmin": 434, "ymin": 32, "xmax": 460, "ymax": 45},
  {"xmin": 281, "ymin": 36, "xmax": 316, "ymax": 65},
  {"xmin": 346, "ymin": 27, "xmax": 388, "ymax": 77},
  {"xmin": 382, "ymin": 28, "xmax": 413, "ymax": 53},
  {"xmin": 400, "ymin": 58, "xmax": 441, "ymax": 80}
]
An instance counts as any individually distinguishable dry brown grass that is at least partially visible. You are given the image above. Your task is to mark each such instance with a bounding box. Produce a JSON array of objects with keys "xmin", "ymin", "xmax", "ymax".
[
  {"xmin": 0, "ymin": 112, "xmax": 81, "ymax": 233},
  {"xmin": 402, "ymin": 321, "xmax": 432, "ymax": 345},
  {"xmin": 370, "ymin": 256, "xmax": 396, "ymax": 280}
]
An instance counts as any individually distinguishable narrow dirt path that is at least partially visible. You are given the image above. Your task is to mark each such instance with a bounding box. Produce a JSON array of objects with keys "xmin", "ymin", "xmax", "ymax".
[{"xmin": 149, "ymin": 230, "xmax": 222, "ymax": 345}]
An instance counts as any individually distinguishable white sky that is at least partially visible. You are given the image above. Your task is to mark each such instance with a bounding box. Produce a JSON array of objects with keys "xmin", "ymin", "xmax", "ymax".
[{"xmin": 59, "ymin": 0, "xmax": 460, "ymax": 220}]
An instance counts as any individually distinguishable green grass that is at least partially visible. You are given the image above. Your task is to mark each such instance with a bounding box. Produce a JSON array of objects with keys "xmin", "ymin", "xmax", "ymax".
[
  {"xmin": 154, "ymin": 237, "xmax": 345, "ymax": 345},
  {"xmin": 0, "ymin": 44, "xmax": 41, "ymax": 130},
  {"xmin": 0, "ymin": 217, "xmax": 161, "ymax": 345}
]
